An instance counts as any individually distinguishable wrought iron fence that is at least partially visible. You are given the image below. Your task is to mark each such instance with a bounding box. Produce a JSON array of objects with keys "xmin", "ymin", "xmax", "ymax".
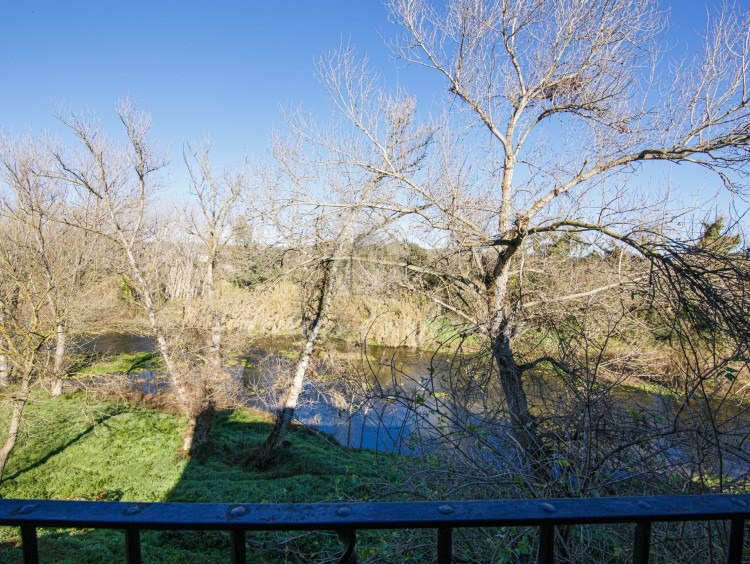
[{"xmin": 1, "ymin": 494, "xmax": 748, "ymax": 563}]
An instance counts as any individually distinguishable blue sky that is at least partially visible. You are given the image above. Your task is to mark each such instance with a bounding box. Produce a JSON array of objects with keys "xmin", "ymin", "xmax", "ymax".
[
  {"xmin": 0, "ymin": 1, "xmax": 402, "ymax": 166},
  {"xmin": 0, "ymin": 0, "xmax": 739, "ymax": 213}
]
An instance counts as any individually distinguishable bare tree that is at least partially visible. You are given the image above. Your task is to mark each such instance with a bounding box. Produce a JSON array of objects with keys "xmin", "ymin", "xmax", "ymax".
[
  {"xmin": 309, "ymin": 0, "xmax": 750, "ymax": 474},
  {"xmin": 50, "ymin": 100, "xmax": 212, "ymax": 454},
  {"xmin": 184, "ymin": 141, "xmax": 245, "ymax": 369},
  {"xmin": 0, "ymin": 184, "xmax": 57, "ymax": 480},
  {"xmin": 169, "ymin": 142, "xmax": 247, "ymax": 448},
  {"xmin": 254, "ymin": 126, "xmax": 427, "ymax": 462},
  {"xmin": 0, "ymin": 134, "xmax": 98, "ymax": 397}
]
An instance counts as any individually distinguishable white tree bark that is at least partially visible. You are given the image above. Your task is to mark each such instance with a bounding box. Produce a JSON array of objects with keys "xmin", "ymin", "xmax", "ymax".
[
  {"xmin": 263, "ymin": 258, "xmax": 340, "ymax": 453},
  {"xmin": 0, "ymin": 379, "xmax": 29, "ymax": 482},
  {"xmin": 50, "ymin": 320, "xmax": 65, "ymax": 396}
]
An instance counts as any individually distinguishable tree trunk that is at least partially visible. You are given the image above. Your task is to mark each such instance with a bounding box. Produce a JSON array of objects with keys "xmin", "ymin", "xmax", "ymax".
[
  {"xmin": 119, "ymin": 228, "xmax": 201, "ymax": 456},
  {"xmin": 486, "ymin": 245, "xmax": 544, "ymax": 471},
  {"xmin": 50, "ymin": 321, "xmax": 65, "ymax": 397},
  {"xmin": 262, "ymin": 344, "xmax": 315, "ymax": 453},
  {"xmin": 0, "ymin": 298, "xmax": 10, "ymax": 387},
  {"xmin": 206, "ymin": 258, "xmax": 222, "ymax": 370},
  {"xmin": 260, "ymin": 259, "xmax": 339, "ymax": 460},
  {"xmin": 182, "ymin": 256, "xmax": 223, "ymax": 458},
  {"xmin": 50, "ymin": 377, "xmax": 63, "ymax": 397},
  {"xmin": 0, "ymin": 354, "xmax": 8, "ymax": 388},
  {"xmin": 0, "ymin": 379, "xmax": 29, "ymax": 483},
  {"xmin": 122, "ymin": 244, "xmax": 192, "ymax": 410},
  {"xmin": 182, "ymin": 401, "xmax": 216, "ymax": 456},
  {"xmin": 491, "ymin": 328, "xmax": 540, "ymax": 460},
  {"xmin": 126, "ymin": 248, "xmax": 200, "ymax": 456},
  {"xmin": 112, "ymin": 227, "xmax": 204, "ymax": 459}
]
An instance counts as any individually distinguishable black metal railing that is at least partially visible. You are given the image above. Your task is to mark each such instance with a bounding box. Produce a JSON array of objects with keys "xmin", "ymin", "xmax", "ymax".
[{"xmin": 1, "ymin": 494, "xmax": 748, "ymax": 563}]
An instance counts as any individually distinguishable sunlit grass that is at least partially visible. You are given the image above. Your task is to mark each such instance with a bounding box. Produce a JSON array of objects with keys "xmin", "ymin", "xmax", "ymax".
[
  {"xmin": 74, "ymin": 351, "xmax": 162, "ymax": 376},
  {"xmin": 0, "ymin": 392, "xmax": 392, "ymax": 562}
]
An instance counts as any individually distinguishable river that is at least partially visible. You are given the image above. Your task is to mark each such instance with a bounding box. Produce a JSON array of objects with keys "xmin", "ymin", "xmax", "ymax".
[
  {"xmin": 77, "ymin": 333, "xmax": 750, "ymax": 481},
  {"xmin": 79, "ymin": 333, "xmax": 444, "ymax": 452}
]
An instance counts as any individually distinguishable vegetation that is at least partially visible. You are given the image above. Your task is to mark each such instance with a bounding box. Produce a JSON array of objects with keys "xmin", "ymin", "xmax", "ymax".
[
  {"xmin": 0, "ymin": 393, "xmax": 184, "ymax": 502},
  {"xmin": 0, "ymin": 392, "xmax": 392, "ymax": 563},
  {"xmin": 0, "ymin": 0, "xmax": 749, "ymax": 561},
  {"xmin": 75, "ymin": 352, "xmax": 161, "ymax": 377}
]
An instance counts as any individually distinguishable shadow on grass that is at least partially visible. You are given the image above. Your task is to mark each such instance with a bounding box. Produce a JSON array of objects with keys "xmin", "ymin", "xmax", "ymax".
[
  {"xmin": 158, "ymin": 410, "xmax": 384, "ymax": 561},
  {"xmin": 121, "ymin": 352, "xmax": 158, "ymax": 373},
  {"xmin": 76, "ymin": 351, "xmax": 160, "ymax": 377},
  {"xmin": 1, "ymin": 406, "xmax": 125, "ymax": 485},
  {"xmin": 1, "ymin": 405, "xmax": 387, "ymax": 563},
  {"xmin": 165, "ymin": 410, "xmax": 366, "ymax": 504}
]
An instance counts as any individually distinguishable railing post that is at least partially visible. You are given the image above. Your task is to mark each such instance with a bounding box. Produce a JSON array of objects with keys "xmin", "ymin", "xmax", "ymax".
[
  {"xmin": 20, "ymin": 525, "xmax": 38, "ymax": 564},
  {"xmin": 633, "ymin": 521, "xmax": 651, "ymax": 564},
  {"xmin": 538, "ymin": 524, "xmax": 554, "ymax": 564},
  {"xmin": 231, "ymin": 529, "xmax": 246, "ymax": 563},
  {"xmin": 437, "ymin": 526, "xmax": 453, "ymax": 564},
  {"xmin": 0, "ymin": 495, "xmax": 749, "ymax": 563},
  {"xmin": 125, "ymin": 527, "xmax": 142, "ymax": 564},
  {"xmin": 336, "ymin": 528, "xmax": 357, "ymax": 563},
  {"xmin": 728, "ymin": 518, "xmax": 745, "ymax": 564}
]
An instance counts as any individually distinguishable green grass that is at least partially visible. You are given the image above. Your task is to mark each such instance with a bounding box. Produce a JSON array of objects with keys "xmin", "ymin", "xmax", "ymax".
[
  {"xmin": 616, "ymin": 379, "xmax": 680, "ymax": 398},
  {"xmin": 74, "ymin": 351, "xmax": 162, "ymax": 376},
  {"xmin": 0, "ymin": 394, "xmax": 185, "ymax": 501},
  {"xmin": 166, "ymin": 409, "xmax": 383, "ymax": 504},
  {"xmin": 0, "ymin": 392, "xmax": 395, "ymax": 563}
]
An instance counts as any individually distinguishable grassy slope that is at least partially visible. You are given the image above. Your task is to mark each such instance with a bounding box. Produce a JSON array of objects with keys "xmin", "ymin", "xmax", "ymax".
[{"xmin": 0, "ymin": 392, "xmax": 392, "ymax": 563}]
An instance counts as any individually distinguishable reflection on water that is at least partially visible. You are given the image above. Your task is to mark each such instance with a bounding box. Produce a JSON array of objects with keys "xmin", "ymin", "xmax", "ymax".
[
  {"xmin": 78, "ymin": 333, "xmax": 156, "ymax": 355},
  {"xmin": 82, "ymin": 333, "xmax": 448, "ymax": 454},
  {"xmin": 125, "ymin": 371, "xmax": 171, "ymax": 394},
  {"xmin": 81, "ymin": 332, "xmax": 750, "ymax": 478},
  {"xmin": 238, "ymin": 337, "xmax": 448, "ymax": 454}
]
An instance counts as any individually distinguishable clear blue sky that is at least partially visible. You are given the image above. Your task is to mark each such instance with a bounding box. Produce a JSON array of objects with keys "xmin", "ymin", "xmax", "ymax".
[
  {"xmin": 0, "ymin": 0, "xmax": 731, "ymax": 203},
  {"xmin": 0, "ymin": 1, "xmax": 402, "ymax": 168}
]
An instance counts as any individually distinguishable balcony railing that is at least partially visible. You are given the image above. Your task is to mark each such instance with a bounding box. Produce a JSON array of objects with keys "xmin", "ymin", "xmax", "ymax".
[{"xmin": 1, "ymin": 494, "xmax": 748, "ymax": 563}]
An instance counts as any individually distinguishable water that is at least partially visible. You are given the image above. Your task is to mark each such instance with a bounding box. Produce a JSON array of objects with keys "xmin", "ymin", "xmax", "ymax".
[
  {"xmin": 238, "ymin": 337, "xmax": 448, "ymax": 453},
  {"xmin": 80, "ymin": 332, "xmax": 750, "ymax": 479},
  {"xmin": 78, "ymin": 333, "xmax": 156, "ymax": 355},
  {"xmin": 81, "ymin": 333, "xmax": 449, "ymax": 453}
]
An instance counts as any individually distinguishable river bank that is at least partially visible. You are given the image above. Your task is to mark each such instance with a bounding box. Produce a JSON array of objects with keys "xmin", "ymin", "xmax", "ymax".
[
  {"xmin": 0, "ymin": 392, "xmax": 408, "ymax": 563},
  {"xmin": 67, "ymin": 331, "xmax": 750, "ymax": 473}
]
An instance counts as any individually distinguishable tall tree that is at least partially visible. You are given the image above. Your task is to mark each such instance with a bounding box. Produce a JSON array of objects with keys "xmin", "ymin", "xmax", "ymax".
[
  {"xmin": 311, "ymin": 0, "xmax": 750, "ymax": 470},
  {"xmin": 179, "ymin": 142, "xmax": 246, "ymax": 448},
  {"xmin": 255, "ymin": 127, "xmax": 427, "ymax": 462},
  {"xmin": 184, "ymin": 142, "xmax": 245, "ymax": 370},
  {"xmin": 0, "ymin": 135, "xmax": 98, "ymax": 397},
  {"xmin": 0, "ymin": 166, "xmax": 60, "ymax": 480},
  {"xmin": 50, "ymin": 100, "xmax": 211, "ymax": 454}
]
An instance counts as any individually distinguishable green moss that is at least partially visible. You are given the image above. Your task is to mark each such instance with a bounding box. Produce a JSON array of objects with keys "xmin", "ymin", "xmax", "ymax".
[{"xmin": 277, "ymin": 348, "xmax": 300, "ymax": 359}]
